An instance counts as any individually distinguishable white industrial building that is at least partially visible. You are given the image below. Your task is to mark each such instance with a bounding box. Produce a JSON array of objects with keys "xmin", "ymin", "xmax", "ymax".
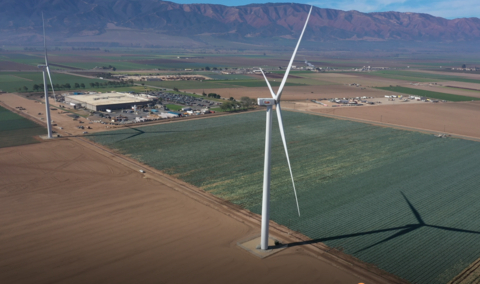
[{"xmin": 64, "ymin": 93, "xmax": 153, "ymax": 111}]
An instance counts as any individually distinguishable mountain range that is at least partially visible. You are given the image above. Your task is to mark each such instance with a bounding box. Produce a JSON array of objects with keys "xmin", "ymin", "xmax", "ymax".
[{"xmin": 1, "ymin": 0, "xmax": 480, "ymax": 48}]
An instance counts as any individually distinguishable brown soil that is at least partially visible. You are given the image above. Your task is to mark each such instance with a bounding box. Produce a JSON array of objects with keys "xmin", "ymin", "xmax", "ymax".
[
  {"xmin": 187, "ymin": 85, "xmax": 387, "ymax": 101},
  {"xmin": 0, "ymin": 61, "xmax": 38, "ymax": 71},
  {"xmin": 0, "ymin": 93, "xmax": 102, "ymax": 136},
  {"xmin": 412, "ymin": 69, "xmax": 480, "ymax": 80},
  {"xmin": 286, "ymin": 100, "xmax": 480, "ymax": 139},
  {"xmin": 49, "ymin": 63, "xmax": 83, "ymax": 70},
  {"xmin": 251, "ymin": 73, "xmax": 303, "ymax": 79},
  {"xmin": 0, "ymin": 138, "xmax": 401, "ymax": 284}
]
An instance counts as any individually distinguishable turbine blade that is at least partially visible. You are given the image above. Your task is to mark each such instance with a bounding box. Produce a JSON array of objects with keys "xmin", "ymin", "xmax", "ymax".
[
  {"xmin": 276, "ymin": 6, "xmax": 312, "ymax": 101},
  {"xmin": 260, "ymin": 68, "xmax": 277, "ymax": 99},
  {"xmin": 276, "ymin": 102, "xmax": 300, "ymax": 216},
  {"xmin": 42, "ymin": 12, "xmax": 49, "ymax": 66},
  {"xmin": 46, "ymin": 66, "xmax": 56, "ymax": 100}
]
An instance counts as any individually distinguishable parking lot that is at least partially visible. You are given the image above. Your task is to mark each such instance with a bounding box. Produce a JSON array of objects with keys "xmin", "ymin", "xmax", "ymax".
[{"xmin": 86, "ymin": 91, "xmax": 222, "ymax": 125}]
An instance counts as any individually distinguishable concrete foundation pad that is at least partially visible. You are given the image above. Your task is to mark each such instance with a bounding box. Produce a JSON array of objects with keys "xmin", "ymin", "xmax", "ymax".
[
  {"xmin": 237, "ymin": 234, "xmax": 288, "ymax": 258},
  {"xmin": 39, "ymin": 134, "xmax": 60, "ymax": 139}
]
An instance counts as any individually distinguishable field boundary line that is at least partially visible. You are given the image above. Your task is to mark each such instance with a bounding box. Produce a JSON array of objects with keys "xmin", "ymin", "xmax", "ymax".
[
  {"xmin": 71, "ymin": 136, "xmax": 408, "ymax": 284},
  {"xmin": 0, "ymin": 100, "xmax": 48, "ymax": 129},
  {"xmin": 449, "ymin": 257, "xmax": 480, "ymax": 284}
]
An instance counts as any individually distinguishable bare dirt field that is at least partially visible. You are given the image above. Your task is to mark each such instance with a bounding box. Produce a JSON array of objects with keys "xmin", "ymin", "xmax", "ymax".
[
  {"xmin": 354, "ymin": 72, "xmax": 411, "ymax": 85},
  {"xmin": 284, "ymin": 100, "xmax": 480, "ymax": 139},
  {"xmin": 412, "ymin": 69, "xmax": 480, "ymax": 80},
  {"xmin": 0, "ymin": 93, "xmax": 110, "ymax": 136},
  {"xmin": 303, "ymin": 72, "xmax": 398, "ymax": 87},
  {"xmin": 187, "ymin": 85, "xmax": 387, "ymax": 100},
  {"xmin": 0, "ymin": 61, "xmax": 38, "ymax": 71},
  {"xmin": 0, "ymin": 138, "xmax": 393, "ymax": 284}
]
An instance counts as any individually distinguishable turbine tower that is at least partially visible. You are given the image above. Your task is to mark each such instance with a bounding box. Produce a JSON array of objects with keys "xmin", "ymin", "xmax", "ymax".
[
  {"xmin": 257, "ymin": 6, "xmax": 312, "ymax": 250},
  {"xmin": 37, "ymin": 12, "xmax": 56, "ymax": 138}
]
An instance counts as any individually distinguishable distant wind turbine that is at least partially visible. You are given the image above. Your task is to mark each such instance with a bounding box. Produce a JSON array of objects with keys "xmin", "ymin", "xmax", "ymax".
[
  {"xmin": 257, "ymin": 5, "xmax": 312, "ymax": 251},
  {"xmin": 37, "ymin": 12, "xmax": 56, "ymax": 138}
]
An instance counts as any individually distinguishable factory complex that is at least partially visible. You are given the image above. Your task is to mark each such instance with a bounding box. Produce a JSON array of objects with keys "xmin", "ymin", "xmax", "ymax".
[{"xmin": 64, "ymin": 92, "xmax": 154, "ymax": 111}]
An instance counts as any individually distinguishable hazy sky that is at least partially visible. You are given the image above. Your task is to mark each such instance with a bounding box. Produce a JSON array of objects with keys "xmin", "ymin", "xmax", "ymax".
[{"xmin": 170, "ymin": 0, "xmax": 479, "ymax": 19}]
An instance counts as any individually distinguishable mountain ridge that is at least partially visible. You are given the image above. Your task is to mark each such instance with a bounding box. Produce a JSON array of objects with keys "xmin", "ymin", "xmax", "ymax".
[{"xmin": 1, "ymin": 0, "xmax": 480, "ymax": 47}]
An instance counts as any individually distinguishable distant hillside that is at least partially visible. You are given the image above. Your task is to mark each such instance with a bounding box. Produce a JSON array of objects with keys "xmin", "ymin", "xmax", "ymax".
[{"xmin": 1, "ymin": 0, "xmax": 480, "ymax": 48}]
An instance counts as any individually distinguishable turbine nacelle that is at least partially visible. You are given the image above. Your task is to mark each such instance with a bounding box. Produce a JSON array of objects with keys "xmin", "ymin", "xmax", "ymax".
[{"xmin": 257, "ymin": 98, "xmax": 276, "ymax": 106}]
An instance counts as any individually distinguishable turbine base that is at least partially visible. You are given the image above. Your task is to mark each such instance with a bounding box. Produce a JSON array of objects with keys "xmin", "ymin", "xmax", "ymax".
[{"xmin": 237, "ymin": 234, "xmax": 287, "ymax": 258}]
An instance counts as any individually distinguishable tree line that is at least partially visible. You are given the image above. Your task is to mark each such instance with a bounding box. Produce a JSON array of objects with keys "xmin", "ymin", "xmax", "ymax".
[
  {"xmin": 202, "ymin": 91, "xmax": 221, "ymax": 99},
  {"xmin": 29, "ymin": 79, "xmax": 135, "ymax": 92},
  {"xmin": 220, "ymin": 96, "xmax": 255, "ymax": 111}
]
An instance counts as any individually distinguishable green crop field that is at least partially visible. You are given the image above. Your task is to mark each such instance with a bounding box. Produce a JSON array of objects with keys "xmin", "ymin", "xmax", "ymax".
[
  {"xmin": 0, "ymin": 72, "xmax": 105, "ymax": 92},
  {"xmin": 0, "ymin": 105, "xmax": 46, "ymax": 148},
  {"xmin": 87, "ymin": 111, "xmax": 480, "ymax": 284},
  {"xmin": 372, "ymin": 70, "xmax": 480, "ymax": 84},
  {"xmin": 165, "ymin": 104, "xmax": 183, "ymax": 111},
  {"xmin": 376, "ymin": 86, "xmax": 480, "ymax": 101},
  {"xmin": 1, "ymin": 53, "xmax": 45, "ymax": 66}
]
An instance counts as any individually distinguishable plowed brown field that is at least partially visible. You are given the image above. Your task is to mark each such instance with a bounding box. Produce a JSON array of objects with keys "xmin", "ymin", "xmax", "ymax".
[
  {"xmin": 0, "ymin": 138, "xmax": 395, "ymax": 284},
  {"xmin": 285, "ymin": 101, "xmax": 480, "ymax": 139},
  {"xmin": 186, "ymin": 85, "xmax": 387, "ymax": 100}
]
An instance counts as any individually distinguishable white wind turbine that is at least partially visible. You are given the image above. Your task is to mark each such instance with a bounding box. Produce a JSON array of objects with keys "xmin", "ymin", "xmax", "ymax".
[
  {"xmin": 37, "ymin": 12, "xmax": 56, "ymax": 138},
  {"xmin": 257, "ymin": 6, "xmax": 312, "ymax": 250}
]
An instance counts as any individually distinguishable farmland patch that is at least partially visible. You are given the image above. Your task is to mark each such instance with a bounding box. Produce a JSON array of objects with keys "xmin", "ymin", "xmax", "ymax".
[
  {"xmin": 0, "ymin": 105, "xmax": 45, "ymax": 148},
  {"xmin": 88, "ymin": 111, "xmax": 480, "ymax": 284},
  {"xmin": 376, "ymin": 86, "xmax": 480, "ymax": 101},
  {"xmin": 0, "ymin": 72, "xmax": 105, "ymax": 92},
  {"xmin": 373, "ymin": 70, "xmax": 480, "ymax": 84}
]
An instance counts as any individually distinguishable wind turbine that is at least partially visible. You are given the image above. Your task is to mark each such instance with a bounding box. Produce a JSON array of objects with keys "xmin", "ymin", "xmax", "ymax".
[
  {"xmin": 37, "ymin": 12, "xmax": 56, "ymax": 138},
  {"xmin": 257, "ymin": 6, "xmax": 312, "ymax": 250}
]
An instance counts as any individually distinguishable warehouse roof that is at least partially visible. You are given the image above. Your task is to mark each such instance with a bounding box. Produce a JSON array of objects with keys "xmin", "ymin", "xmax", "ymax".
[{"xmin": 65, "ymin": 93, "xmax": 151, "ymax": 106}]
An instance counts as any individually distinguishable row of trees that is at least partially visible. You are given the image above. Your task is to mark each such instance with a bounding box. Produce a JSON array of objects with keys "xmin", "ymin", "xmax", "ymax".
[
  {"xmin": 219, "ymin": 96, "xmax": 255, "ymax": 111},
  {"xmin": 29, "ymin": 79, "xmax": 135, "ymax": 92},
  {"xmin": 202, "ymin": 91, "xmax": 221, "ymax": 99},
  {"xmin": 32, "ymin": 83, "xmax": 80, "ymax": 91},
  {"xmin": 98, "ymin": 65, "xmax": 117, "ymax": 71},
  {"xmin": 89, "ymin": 80, "xmax": 134, "ymax": 88}
]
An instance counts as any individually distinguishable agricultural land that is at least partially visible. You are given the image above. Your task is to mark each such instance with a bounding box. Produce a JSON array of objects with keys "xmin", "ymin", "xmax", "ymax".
[
  {"xmin": 0, "ymin": 105, "xmax": 45, "ymax": 148},
  {"xmin": 3, "ymin": 47, "xmax": 480, "ymax": 284},
  {"xmin": 0, "ymin": 138, "xmax": 376, "ymax": 284},
  {"xmin": 87, "ymin": 110, "xmax": 480, "ymax": 284},
  {"xmin": 3, "ymin": 49, "xmax": 480, "ymax": 105}
]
